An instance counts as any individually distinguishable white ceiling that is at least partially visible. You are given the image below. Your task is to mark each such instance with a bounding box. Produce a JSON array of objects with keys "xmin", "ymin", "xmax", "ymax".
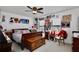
[{"xmin": 0, "ymin": 6, "xmax": 79, "ymax": 18}]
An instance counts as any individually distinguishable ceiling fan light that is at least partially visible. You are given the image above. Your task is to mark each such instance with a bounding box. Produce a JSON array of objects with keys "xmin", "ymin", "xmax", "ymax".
[{"xmin": 33, "ymin": 11, "xmax": 37, "ymax": 14}]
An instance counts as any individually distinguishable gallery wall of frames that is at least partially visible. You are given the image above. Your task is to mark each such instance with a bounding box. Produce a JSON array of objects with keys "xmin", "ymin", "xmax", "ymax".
[
  {"xmin": 0, "ymin": 11, "xmax": 34, "ymax": 30},
  {"xmin": 1, "ymin": 15, "xmax": 29, "ymax": 24}
]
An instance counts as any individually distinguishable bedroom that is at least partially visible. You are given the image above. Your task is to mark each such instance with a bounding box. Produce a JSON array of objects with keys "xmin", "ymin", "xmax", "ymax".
[{"xmin": 0, "ymin": 6, "xmax": 79, "ymax": 52}]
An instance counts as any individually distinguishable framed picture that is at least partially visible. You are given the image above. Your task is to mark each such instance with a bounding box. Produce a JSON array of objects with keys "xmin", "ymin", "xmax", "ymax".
[
  {"xmin": 61, "ymin": 14, "xmax": 71, "ymax": 28},
  {"xmin": 9, "ymin": 17, "xmax": 19, "ymax": 23},
  {"xmin": 14, "ymin": 18, "xmax": 19, "ymax": 23},
  {"xmin": 2, "ymin": 15, "xmax": 5, "ymax": 22},
  {"xmin": 20, "ymin": 19, "xmax": 29, "ymax": 24}
]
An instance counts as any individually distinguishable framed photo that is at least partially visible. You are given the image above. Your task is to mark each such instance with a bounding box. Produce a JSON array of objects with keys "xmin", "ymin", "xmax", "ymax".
[
  {"xmin": 14, "ymin": 18, "xmax": 19, "ymax": 23},
  {"xmin": 9, "ymin": 17, "xmax": 19, "ymax": 23},
  {"xmin": 61, "ymin": 14, "xmax": 71, "ymax": 28},
  {"xmin": 20, "ymin": 19, "xmax": 29, "ymax": 24},
  {"xmin": 2, "ymin": 15, "xmax": 5, "ymax": 22}
]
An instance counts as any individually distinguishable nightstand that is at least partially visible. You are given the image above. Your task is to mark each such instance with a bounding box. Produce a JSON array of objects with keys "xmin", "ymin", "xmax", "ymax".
[
  {"xmin": 5, "ymin": 31, "xmax": 12, "ymax": 39},
  {"xmin": 0, "ymin": 42, "xmax": 12, "ymax": 52}
]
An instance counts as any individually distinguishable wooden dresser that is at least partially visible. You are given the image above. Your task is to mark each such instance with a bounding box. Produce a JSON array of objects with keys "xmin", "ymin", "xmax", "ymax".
[
  {"xmin": 72, "ymin": 37, "xmax": 79, "ymax": 52},
  {"xmin": 72, "ymin": 31, "xmax": 79, "ymax": 52},
  {"xmin": 0, "ymin": 43, "xmax": 12, "ymax": 52}
]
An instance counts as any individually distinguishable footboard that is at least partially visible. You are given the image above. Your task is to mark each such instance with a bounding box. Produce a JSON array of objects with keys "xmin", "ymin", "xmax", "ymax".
[
  {"xmin": 22, "ymin": 32, "xmax": 42, "ymax": 39},
  {"xmin": 22, "ymin": 32, "xmax": 45, "ymax": 51}
]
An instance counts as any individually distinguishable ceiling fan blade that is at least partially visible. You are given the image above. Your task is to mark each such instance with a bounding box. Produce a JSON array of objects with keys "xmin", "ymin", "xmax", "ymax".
[
  {"xmin": 38, "ymin": 8, "xmax": 43, "ymax": 10},
  {"xmin": 37, "ymin": 10, "xmax": 43, "ymax": 14},
  {"xmin": 27, "ymin": 6, "xmax": 32, "ymax": 9}
]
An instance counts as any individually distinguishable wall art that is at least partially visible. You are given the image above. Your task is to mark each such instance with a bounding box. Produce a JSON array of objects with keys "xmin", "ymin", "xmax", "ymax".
[
  {"xmin": 61, "ymin": 14, "xmax": 71, "ymax": 28},
  {"xmin": 20, "ymin": 19, "xmax": 29, "ymax": 24},
  {"xmin": 2, "ymin": 15, "xmax": 5, "ymax": 22}
]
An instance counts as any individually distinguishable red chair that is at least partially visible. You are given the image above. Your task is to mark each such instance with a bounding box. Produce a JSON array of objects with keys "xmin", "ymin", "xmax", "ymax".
[{"xmin": 55, "ymin": 30, "xmax": 68, "ymax": 45}]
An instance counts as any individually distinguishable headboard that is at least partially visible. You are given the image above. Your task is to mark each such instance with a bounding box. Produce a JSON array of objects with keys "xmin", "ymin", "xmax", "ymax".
[{"xmin": 12, "ymin": 28, "xmax": 29, "ymax": 33}]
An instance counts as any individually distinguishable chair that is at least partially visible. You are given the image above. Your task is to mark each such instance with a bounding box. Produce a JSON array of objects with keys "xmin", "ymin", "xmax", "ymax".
[{"xmin": 55, "ymin": 30, "xmax": 68, "ymax": 45}]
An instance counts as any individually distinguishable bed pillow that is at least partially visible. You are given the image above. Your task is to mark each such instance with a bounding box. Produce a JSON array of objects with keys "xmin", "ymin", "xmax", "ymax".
[
  {"xmin": 30, "ymin": 29, "xmax": 37, "ymax": 33},
  {"xmin": 14, "ymin": 30, "xmax": 22, "ymax": 34},
  {"xmin": 22, "ymin": 30, "xmax": 30, "ymax": 34}
]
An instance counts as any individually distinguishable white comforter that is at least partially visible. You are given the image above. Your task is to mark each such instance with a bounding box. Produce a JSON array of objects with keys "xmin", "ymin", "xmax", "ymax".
[{"xmin": 12, "ymin": 33, "xmax": 22, "ymax": 43}]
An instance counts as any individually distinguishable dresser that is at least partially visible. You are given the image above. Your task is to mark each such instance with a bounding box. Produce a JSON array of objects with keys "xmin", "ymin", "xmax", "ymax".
[
  {"xmin": 72, "ymin": 37, "xmax": 79, "ymax": 52},
  {"xmin": 0, "ymin": 31, "xmax": 12, "ymax": 52},
  {"xmin": 72, "ymin": 31, "xmax": 79, "ymax": 52},
  {"xmin": 0, "ymin": 43, "xmax": 12, "ymax": 52}
]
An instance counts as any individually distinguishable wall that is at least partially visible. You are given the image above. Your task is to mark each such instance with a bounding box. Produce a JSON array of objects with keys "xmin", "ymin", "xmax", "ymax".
[
  {"xmin": 0, "ymin": 11, "xmax": 34, "ymax": 30},
  {"xmin": 52, "ymin": 8, "xmax": 79, "ymax": 44}
]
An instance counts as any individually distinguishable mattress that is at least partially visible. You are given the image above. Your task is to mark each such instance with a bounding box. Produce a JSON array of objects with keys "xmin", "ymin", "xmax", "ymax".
[
  {"xmin": 12, "ymin": 29, "xmax": 30, "ymax": 43},
  {"xmin": 12, "ymin": 33, "xmax": 22, "ymax": 43}
]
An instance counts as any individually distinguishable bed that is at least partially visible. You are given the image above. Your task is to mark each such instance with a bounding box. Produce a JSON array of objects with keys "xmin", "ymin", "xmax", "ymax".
[
  {"xmin": 12, "ymin": 28, "xmax": 45, "ymax": 51},
  {"xmin": 12, "ymin": 28, "xmax": 30, "ymax": 49},
  {"xmin": 12, "ymin": 28, "xmax": 29, "ymax": 43}
]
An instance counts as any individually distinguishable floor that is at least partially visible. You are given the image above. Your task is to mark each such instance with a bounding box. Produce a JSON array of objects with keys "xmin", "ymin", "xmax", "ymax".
[{"xmin": 12, "ymin": 40, "xmax": 72, "ymax": 52}]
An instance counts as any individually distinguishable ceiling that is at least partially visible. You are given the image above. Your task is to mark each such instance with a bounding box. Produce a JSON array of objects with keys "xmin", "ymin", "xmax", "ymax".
[{"xmin": 0, "ymin": 6, "xmax": 79, "ymax": 18}]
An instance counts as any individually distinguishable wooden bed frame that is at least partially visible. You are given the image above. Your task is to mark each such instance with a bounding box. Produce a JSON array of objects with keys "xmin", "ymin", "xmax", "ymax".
[{"xmin": 12, "ymin": 28, "xmax": 45, "ymax": 52}]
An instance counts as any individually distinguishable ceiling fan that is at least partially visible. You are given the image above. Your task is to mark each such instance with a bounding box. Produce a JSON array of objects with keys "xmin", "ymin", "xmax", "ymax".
[{"xmin": 25, "ymin": 6, "xmax": 43, "ymax": 14}]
